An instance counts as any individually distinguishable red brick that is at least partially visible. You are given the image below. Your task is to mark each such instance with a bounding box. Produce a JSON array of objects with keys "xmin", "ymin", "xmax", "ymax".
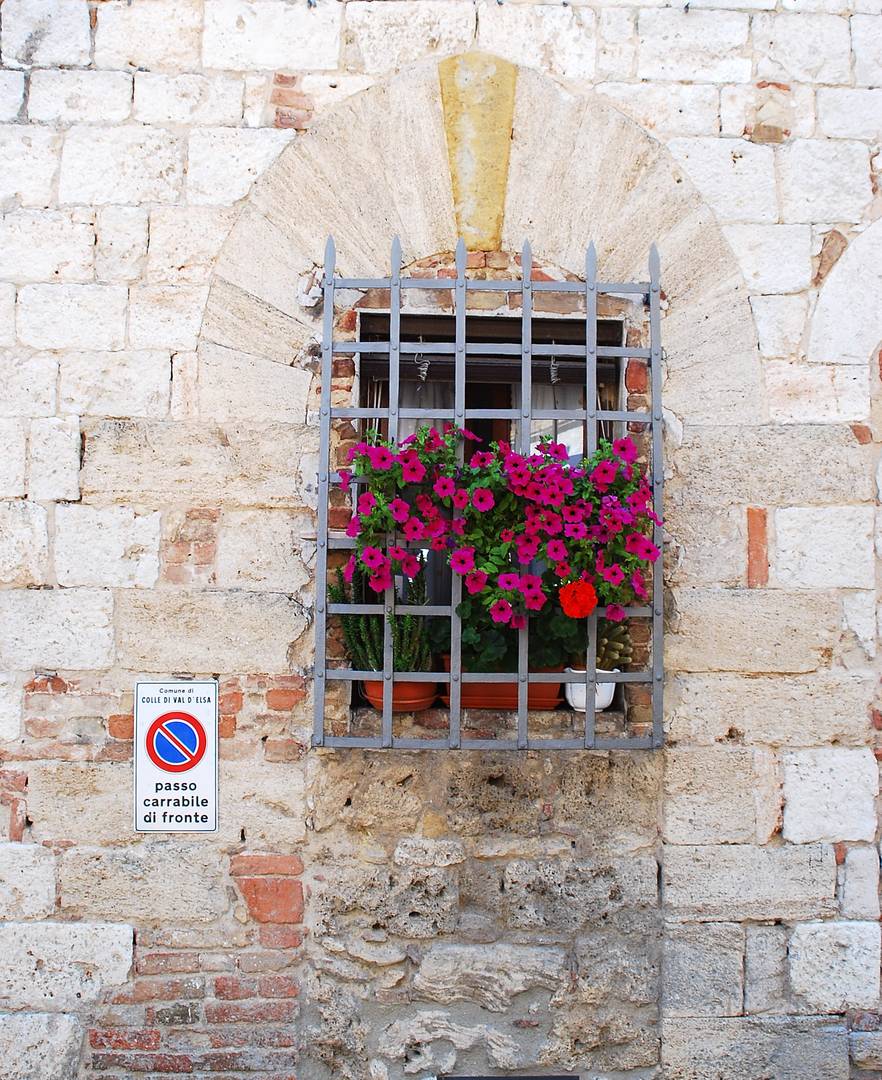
[
  {"xmin": 203, "ymin": 1000, "xmax": 297, "ymax": 1023},
  {"xmin": 273, "ymin": 72, "xmax": 300, "ymax": 87},
  {"xmin": 871, "ymin": 708, "xmax": 882, "ymax": 732},
  {"xmin": 835, "ymin": 841, "xmax": 847, "ymax": 865},
  {"xmin": 259, "ymin": 925, "xmax": 303, "ymax": 950},
  {"xmin": 24, "ymin": 675, "xmax": 70, "ymax": 694},
  {"xmin": 113, "ymin": 977, "xmax": 204, "ymax": 1004},
  {"xmin": 746, "ymin": 507, "xmax": 768, "ymax": 588},
  {"xmin": 219, "ymin": 690, "xmax": 243, "ymax": 714},
  {"xmin": 218, "ymin": 714, "xmax": 237, "ymax": 739},
  {"xmin": 852, "ymin": 423, "xmax": 874, "ymax": 445},
  {"xmin": 258, "ymin": 975, "xmax": 299, "ymax": 999},
  {"xmin": 89, "ymin": 1052, "xmax": 193, "ymax": 1073},
  {"xmin": 625, "ymin": 359, "xmax": 648, "ymax": 394},
  {"xmin": 136, "ymin": 953, "xmax": 199, "ymax": 976},
  {"xmin": 231, "ymin": 853, "xmax": 303, "ymax": 877},
  {"xmin": 107, "ymin": 714, "xmax": 134, "ymax": 740},
  {"xmin": 214, "ymin": 974, "xmax": 257, "ymax": 1000},
  {"xmin": 236, "ymin": 877, "xmax": 303, "ymax": 924},
  {"xmin": 0, "ymin": 768, "xmax": 27, "ymax": 791},
  {"xmin": 89, "ymin": 1029, "xmax": 161, "ymax": 1051},
  {"xmin": 6, "ymin": 796, "xmax": 25, "ymax": 842},
  {"xmin": 265, "ymin": 687, "xmax": 307, "ymax": 711},
  {"xmin": 263, "ymin": 736, "xmax": 305, "ymax": 763}
]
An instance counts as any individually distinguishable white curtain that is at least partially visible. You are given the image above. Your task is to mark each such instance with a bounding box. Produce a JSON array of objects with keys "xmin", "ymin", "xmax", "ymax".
[{"xmin": 398, "ymin": 380, "xmax": 454, "ymax": 441}]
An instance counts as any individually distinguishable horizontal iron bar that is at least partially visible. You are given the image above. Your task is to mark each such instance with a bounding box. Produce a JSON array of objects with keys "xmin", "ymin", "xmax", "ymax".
[
  {"xmin": 325, "ymin": 670, "xmax": 453, "ymax": 683},
  {"xmin": 335, "ymin": 277, "xmax": 650, "ymax": 296},
  {"xmin": 319, "ymin": 734, "xmax": 657, "ymax": 751},
  {"xmin": 328, "ymin": 603, "xmax": 452, "ymax": 616},
  {"xmin": 332, "ymin": 341, "xmax": 651, "ymax": 359},
  {"xmin": 330, "ymin": 407, "xmax": 650, "ymax": 422},
  {"xmin": 325, "ymin": 669, "xmax": 650, "ymax": 684}
]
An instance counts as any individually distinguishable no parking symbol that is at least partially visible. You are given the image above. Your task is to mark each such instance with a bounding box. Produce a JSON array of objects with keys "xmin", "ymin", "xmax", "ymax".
[{"xmin": 134, "ymin": 681, "xmax": 218, "ymax": 834}]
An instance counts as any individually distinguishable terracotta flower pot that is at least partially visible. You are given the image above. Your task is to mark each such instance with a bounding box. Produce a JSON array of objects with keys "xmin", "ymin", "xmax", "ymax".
[
  {"xmin": 441, "ymin": 656, "xmax": 562, "ymax": 709},
  {"xmin": 362, "ymin": 679, "xmax": 438, "ymax": 712}
]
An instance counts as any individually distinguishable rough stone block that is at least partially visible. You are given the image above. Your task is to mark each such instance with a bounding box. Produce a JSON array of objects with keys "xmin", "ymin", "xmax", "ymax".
[
  {"xmin": 59, "ymin": 350, "xmax": 170, "ymax": 418},
  {"xmin": 215, "ymin": 509, "xmax": 312, "ymax": 594},
  {"xmin": 596, "ymin": 82, "xmax": 719, "ymax": 136},
  {"xmin": 27, "ymin": 416, "xmax": 80, "ymax": 501},
  {"xmin": 94, "ymin": 0, "xmax": 203, "ymax": 69},
  {"xmin": 0, "ymin": 500, "xmax": 49, "ymax": 586},
  {"xmin": 0, "ymin": 351, "xmax": 55, "ymax": 418},
  {"xmin": 745, "ymin": 924, "xmax": 789, "ymax": 1014},
  {"xmin": 186, "ymin": 127, "xmax": 292, "ymax": 205},
  {"xmin": 0, "ymin": 843, "xmax": 55, "ymax": 918},
  {"xmin": 764, "ymin": 362, "xmax": 868, "ymax": 424},
  {"xmin": 782, "ymin": 749, "xmax": 878, "ymax": 843},
  {"xmin": 476, "ymin": 4, "xmax": 595, "ymax": 79},
  {"xmin": 818, "ymin": 88, "xmax": 882, "ymax": 139},
  {"xmin": 0, "ymin": 1013, "xmax": 83, "ymax": 1080},
  {"xmin": 17, "ymin": 285, "xmax": 127, "ymax": 350},
  {"xmin": 779, "ymin": 140, "xmax": 872, "ymax": 224},
  {"xmin": 146, "ymin": 207, "xmax": 237, "ymax": 284},
  {"xmin": 0, "ymin": 126, "xmax": 63, "ymax": 207},
  {"xmin": 0, "ymin": 211, "xmax": 94, "ymax": 284},
  {"xmin": 59, "ymin": 845, "xmax": 227, "ymax": 922},
  {"xmin": 0, "ymin": 922, "xmax": 132, "ymax": 1007},
  {"xmin": 55, "ymin": 506, "xmax": 160, "ymax": 588},
  {"xmin": 0, "ymin": 675, "xmax": 22, "ymax": 741},
  {"xmin": 198, "ymin": 344, "xmax": 312, "ymax": 423},
  {"xmin": 115, "ymin": 589, "xmax": 307, "ymax": 673},
  {"xmin": 669, "ymin": 671, "xmax": 873, "ymax": 747},
  {"xmin": 0, "ymin": 420, "xmax": 27, "ymax": 497},
  {"xmin": 664, "ymin": 748, "xmax": 780, "ymax": 845},
  {"xmin": 203, "ymin": 0, "xmax": 342, "ymax": 70},
  {"xmin": 851, "ymin": 1031, "xmax": 882, "ymax": 1070},
  {"xmin": 26, "ymin": 763, "xmax": 129, "ymax": 844},
  {"xmin": 128, "ymin": 285, "xmax": 208, "ymax": 350},
  {"xmin": 749, "ymin": 294, "xmax": 807, "ymax": 357},
  {"xmin": 413, "ymin": 944, "xmax": 566, "ymax": 1011},
  {"xmin": 664, "ymin": 844, "xmax": 836, "ymax": 920},
  {"xmin": 0, "ymin": 588, "xmax": 114, "ymax": 670},
  {"xmin": 666, "ymin": 505, "xmax": 746, "ymax": 586},
  {"xmin": 96, "ymin": 206, "xmax": 148, "ymax": 284},
  {"xmin": 661, "ymin": 1016, "xmax": 849, "ymax": 1079},
  {"xmin": 773, "ymin": 506, "xmax": 874, "ymax": 589},
  {"xmin": 134, "ymin": 72, "xmax": 243, "ymax": 125},
  {"xmin": 0, "ymin": 72, "xmax": 25, "ymax": 122},
  {"xmin": 790, "ymin": 921, "xmax": 881, "ymax": 1010},
  {"xmin": 28, "ymin": 70, "xmax": 133, "ymax": 124},
  {"xmin": 853, "ymin": 14, "xmax": 882, "ymax": 86},
  {"xmin": 637, "ymin": 10, "xmax": 751, "ymax": 81},
  {"xmin": 668, "ymin": 137, "xmax": 777, "ymax": 223},
  {"xmin": 722, "ymin": 224, "xmax": 811, "ymax": 293},
  {"xmin": 1, "ymin": 0, "xmax": 90, "ymax": 68},
  {"xmin": 80, "ymin": 419, "xmax": 319, "ymax": 509},
  {"xmin": 663, "ymin": 923, "xmax": 744, "ymax": 1016},
  {"xmin": 597, "ymin": 9, "xmax": 636, "ymax": 80},
  {"xmin": 666, "ymin": 587, "xmax": 840, "ymax": 674},
  {"xmin": 59, "ymin": 126, "xmax": 184, "ymax": 206},
  {"xmin": 0, "ymin": 285, "xmax": 12, "ymax": 347},
  {"xmin": 842, "ymin": 847, "xmax": 880, "ymax": 920},
  {"xmin": 219, "ymin": 760, "xmax": 307, "ymax": 846},
  {"xmin": 753, "ymin": 12, "xmax": 851, "ymax": 82}
]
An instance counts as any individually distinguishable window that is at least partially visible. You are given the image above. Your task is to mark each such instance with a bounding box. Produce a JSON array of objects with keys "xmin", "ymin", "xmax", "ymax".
[{"xmin": 313, "ymin": 239, "xmax": 663, "ymax": 751}]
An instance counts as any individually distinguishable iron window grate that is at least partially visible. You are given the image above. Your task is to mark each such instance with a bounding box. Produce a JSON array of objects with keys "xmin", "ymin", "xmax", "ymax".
[{"xmin": 313, "ymin": 238, "xmax": 664, "ymax": 751}]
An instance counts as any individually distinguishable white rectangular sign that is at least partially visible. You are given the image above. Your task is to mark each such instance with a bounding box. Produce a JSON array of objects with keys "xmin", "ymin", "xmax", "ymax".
[{"xmin": 134, "ymin": 680, "xmax": 218, "ymax": 833}]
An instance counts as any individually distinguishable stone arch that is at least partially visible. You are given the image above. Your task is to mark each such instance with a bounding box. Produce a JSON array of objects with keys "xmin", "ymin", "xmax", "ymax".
[
  {"xmin": 197, "ymin": 52, "xmax": 761, "ymax": 430},
  {"xmin": 808, "ymin": 219, "xmax": 882, "ymax": 367}
]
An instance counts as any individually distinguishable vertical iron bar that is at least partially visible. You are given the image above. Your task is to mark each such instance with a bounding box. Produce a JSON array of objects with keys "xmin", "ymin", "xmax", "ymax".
[
  {"xmin": 313, "ymin": 236, "xmax": 335, "ymax": 747},
  {"xmin": 449, "ymin": 238, "xmax": 467, "ymax": 749},
  {"xmin": 584, "ymin": 242, "xmax": 598, "ymax": 749},
  {"xmin": 517, "ymin": 241, "xmax": 532, "ymax": 749},
  {"xmin": 380, "ymin": 237, "xmax": 402, "ymax": 748},
  {"xmin": 649, "ymin": 243, "xmax": 664, "ymax": 748}
]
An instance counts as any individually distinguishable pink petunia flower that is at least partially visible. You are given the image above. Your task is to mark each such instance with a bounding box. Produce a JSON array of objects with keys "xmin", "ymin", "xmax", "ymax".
[
  {"xmin": 631, "ymin": 570, "xmax": 648, "ymax": 599},
  {"xmin": 465, "ymin": 570, "xmax": 488, "ymax": 595},
  {"xmin": 368, "ymin": 570, "xmax": 393, "ymax": 593},
  {"xmin": 337, "ymin": 469, "xmax": 353, "ymax": 491},
  {"xmin": 360, "ymin": 546, "xmax": 385, "ymax": 570},
  {"xmin": 501, "ymin": 528, "xmax": 515, "ymax": 543},
  {"xmin": 452, "ymin": 488, "xmax": 469, "ymax": 510},
  {"xmin": 554, "ymin": 561, "xmax": 571, "ymax": 578},
  {"xmin": 430, "ymin": 536, "xmax": 448, "ymax": 552},
  {"xmin": 601, "ymin": 563, "xmax": 625, "ymax": 586},
  {"xmin": 433, "ymin": 476, "xmax": 456, "ymax": 499},
  {"xmin": 590, "ymin": 460, "xmax": 618, "ymax": 491},
  {"xmin": 511, "ymin": 612, "xmax": 527, "ymax": 630},
  {"xmin": 366, "ymin": 445, "xmax": 394, "ymax": 470},
  {"xmin": 564, "ymin": 521, "xmax": 588, "ymax": 540},
  {"xmin": 403, "ymin": 517, "xmax": 425, "ymax": 541},
  {"xmin": 472, "ymin": 488, "xmax": 495, "ymax": 512},
  {"xmin": 450, "ymin": 547, "xmax": 475, "ymax": 575},
  {"xmin": 612, "ymin": 436, "xmax": 638, "ymax": 464},
  {"xmin": 523, "ymin": 589, "xmax": 547, "ymax": 612},
  {"xmin": 389, "ymin": 498, "xmax": 411, "ymax": 524},
  {"xmin": 388, "ymin": 545, "xmax": 407, "ymax": 561},
  {"xmin": 490, "ymin": 599, "xmax": 513, "ymax": 624},
  {"xmin": 498, "ymin": 573, "xmax": 521, "ymax": 591},
  {"xmin": 357, "ymin": 491, "xmax": 377, "ymax": 516},
  {"xmin": 470, "ymin": 451, "xmax": 494, "ymax": 468},
  {"xmin": 345, "ymin": 516, "xmax": 362, "ymax": 539},
  {"xmin": 605, "ymin": 603, "xmax": 626, "ymax": 622},
  {"xmin": 402, "ymin": 457, "xmax": 427, "ymax": 483},
  {"xmin": 401, "ymin": 555, "xmax": 421, "ymax": 579},
  {"xmin": 546, "ymin": 539, "xmax": 568, "ymax": 563},
  {"xmin": 519, "ymin": 574, "xmax": 543, "ymax": 593},
  {"xmin": 342, "ymin": 555, "xmax": 356, "ymax": 583}
]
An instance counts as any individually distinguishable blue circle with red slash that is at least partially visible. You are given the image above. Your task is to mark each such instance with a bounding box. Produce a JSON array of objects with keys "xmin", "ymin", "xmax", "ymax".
[{"xmin": 145, "ymin": 712, "xmax": 207, "ymax": 773}]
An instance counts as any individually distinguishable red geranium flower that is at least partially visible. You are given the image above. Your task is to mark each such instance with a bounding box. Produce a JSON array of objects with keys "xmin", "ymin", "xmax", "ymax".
[{"xmin": 559, "ymin": 580, "xmax": 598, "ymax": 619}]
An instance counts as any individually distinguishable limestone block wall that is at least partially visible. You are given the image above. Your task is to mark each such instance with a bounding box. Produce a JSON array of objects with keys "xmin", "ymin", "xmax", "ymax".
[{"xmin": 0, "ymin": 3, "xmax": 881, "ymax": 1078}]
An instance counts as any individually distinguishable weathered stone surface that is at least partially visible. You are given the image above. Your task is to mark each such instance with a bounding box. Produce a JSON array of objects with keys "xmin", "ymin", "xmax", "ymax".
[
  {"xmin": 134, "ymin": 72, "xmax": 243, "ymax": 126},
  {"xmin": 0, "ymin": 922, "xmax": 132, "ymax": 1007},
  {"xmin": 203, "ymin": 0, "xmax": 342, "ymax": 70},
  {"xmin": 347, "ymin": 1, "xmax": 476, "ymax": 75},
  {"xmin": 0, "ymin": 843, "xmax": 55, "ymax": 918},
  {"xmin": 753, "ymin": 12, "xmax": 851, "ymax": 83},
  {"xmin": 0, "ymin": 420, "xmax": 26, "ymax": 498},
  {"xmin": 215, "ymin": 509, "xmax": 313, "ymax": 594},
  {"xmin": 393, "ymin": 838, "xmax": 465, "ymax": 868},
  {"xmin": 663, "ymin": 922, "xmax": 744, "ymax": 1017},
  {"xmin": 27, "ymin": 763, "xmax": 131, "ymax": 845},
  {"xmin": 818, "ymin": 88, "xmax": 882, "ymax": 139},
  {"xmin": 722, "ymin": 224, "xmax": 811, "ymax": 293},
  {"xmin": 1, "ymin": 0, "xmax": 90, "ymax": 68},
  {"xmin": 668, "ymin": 137, "xmax": 776, "ymax": 223},
  {"xmin": 0, "ymin": 210, "xmax": 94, "ymax": 283},
  {"xmin": 664, "ymin": 748, "xmax": 780, "ymax": 844},
  {"xmin": 146, "ymin": 206, "xmax": 237, "ymax": 284},
  {"xmin": 661, "ymin": 1016, "xmax": 849, "ymax": 1079},
  {"xmin": 129, "ymin": 284, "xmax": 208, "ymax": 350},
  {"xmin": 0, "ymin": 284, "xmax": 13, "ymax": 347},
  {"xmin": 0, "ymin": 589, "xmax": 114, "ymax": 670},
  {"xmin": 666, "ymin": 588, "xmax": 840, "ymax": 674},
  {"xmin": 842, "ymin": 847, "xmax": 880, "ymax": 920},
  {"xmin": 637, "ymin": 10, "xmax": 751, "ymax": 81},
  {"xmin": 318, "ymin": 863, "xmax": 459, "ymax": 939},
  {"xmin": 764, "ymin": 362, "xmax": 868, "ymax": 424},
  {"xmin": 59, "ymin": 126, "xmax": 184, "ymax": 206},
  {"xmin": 0, "ymin": 1013, "xmax": 83, "ymax": 1080},
  {"xmin": 790, "ymin": 921, "xmax": 881, "ymax": 1011},
  {"xmin": 0, "ymin": 500, "xmax": 49, "ymax": 586},
  {"xmin": 0, "ymin": 72, "xmax": 24, "ymax": 122},
  {"xmin": 55, "ymin": 506, "xmax": 161, "ymax": 587},
  {"xmin": 116, "ymin": 589, "xmax": 307, "ymax": 673},
  {"xmin": 198, "ymin": 343, "xmax": 313, "ymax": 423},
  {"xmin": 773, "ymin": 506, "xmax": 874, "ymax": 589},
  {"xmin": 0, "ymin": 674, "xmax": 21, "ymax": 741},
  {"xmin": 664, "ymin": 844, "xmax": 836, "ymax": 920},
  {"xmin": 413, "ymin": 944, "xmax": 566, "ymax": 1011},
  {"xmin": 81, "ymin": 419, "xmax": 319, "ymax": 509},
  {"xmin": 18, "ymin": 284, "xmax": 127, "ymax": 350},
  {"xmin": 0, "ymin": 126, "xmax": 61, "ymax": 207},
  {"xmin": 745, "ymin": 924, "xmax": 789, "ymax": 1014},
  {"xmin": 666, "ymin": 505, "xmax": 745, "ymax": 585},
  {"xmin": 782, "ymin": 749, "xmax": 878, "ymax": 843},
  {"xmin": 59, "ymin": 350, "xmax": 170, "ymax": 417},
  {"xmin": 851, "ymin": 1031, "xmax": 882, "ymax": 1070},
  {"xmin": 750, "ymin": 294, "xmax": 807, "ymax": 358},
  {"xmin": 778, "ymin": 140, "xmax": 872, "ymax": 224},
  {"xmin": 378, "ymin": 1009, "xmax": 520, "ymax": 1072},
  {"xmin": 853, "ymin": 13, "xmax": 882, "ymax": 86},
  {"xmin": 477, "ymin": 5, "xmax": 595, "ymax": 80},
  {"xmin": 670, "ymin": 425, "xmax": 873, "ymax": 506},
  {"xmin": 596, "ymin": 82, "xmax": 718, "ymax": 136},
  {"xmin": 95, "ymin": 205, "xmax": 148, "ymax": 284},
  {"xmin": 28, "ymin": 416, "xmax": 80, "ymax": 501},
  {"xmin": 219, "ymin": 759, "xmax": 307, "ymax": 846},
  {"xmin": 94, "ymin": 0, "xmax": 202, "ymax": 69},
  {"xmin": 59, "ymin": 845, "xmax": 228, "ymax": 922},
  {"xmin": 28, "ymin": 70, "xmax": 132, "ymax": 124},
  {"xmin": 187, "ymin": 127, "xmax": 292, "ymax": 205},
  {"xmin": 668, "ymin": 672, "xmax": 873, "ymax": 747}
]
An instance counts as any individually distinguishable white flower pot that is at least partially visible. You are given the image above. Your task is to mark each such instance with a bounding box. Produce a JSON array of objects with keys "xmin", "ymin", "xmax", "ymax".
[{"xmin": 564, "ymin": 668, "xmax": 618, "ymax": 712}]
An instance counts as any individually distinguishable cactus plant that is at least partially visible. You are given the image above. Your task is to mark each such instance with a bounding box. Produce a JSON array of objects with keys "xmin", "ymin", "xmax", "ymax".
[{"xmin": 596, "ymin": 619, "xmax": 633, "ymax": 670}]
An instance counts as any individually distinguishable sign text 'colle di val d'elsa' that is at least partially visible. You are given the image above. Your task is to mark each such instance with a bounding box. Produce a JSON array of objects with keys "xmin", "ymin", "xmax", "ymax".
[{"xmin": 134, "ymin": 680, "xmax": 218, "ymax": 833}]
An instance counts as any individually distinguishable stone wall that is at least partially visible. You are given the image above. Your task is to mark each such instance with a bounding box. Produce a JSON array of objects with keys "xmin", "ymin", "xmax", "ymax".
[{"xmin": 1, "ymin": 2, "xmax": 881, "ymax": 1078}]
